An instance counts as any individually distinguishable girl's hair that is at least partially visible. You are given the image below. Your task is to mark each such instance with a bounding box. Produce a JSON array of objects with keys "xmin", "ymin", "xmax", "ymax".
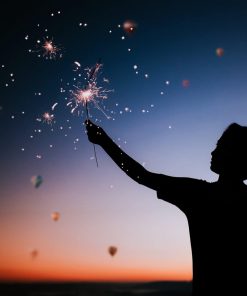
[{"xmin": 219, "ymin": 123, "xmax": 247, "ymax": 179}]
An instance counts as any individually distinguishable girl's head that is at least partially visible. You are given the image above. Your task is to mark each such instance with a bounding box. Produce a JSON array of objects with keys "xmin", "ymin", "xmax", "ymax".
[{"xmin": 211, "ymin": 123, "xmax": 247, "ymax": 180}]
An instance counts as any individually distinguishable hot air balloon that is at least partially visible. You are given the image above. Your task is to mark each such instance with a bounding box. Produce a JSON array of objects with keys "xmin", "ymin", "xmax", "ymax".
[
  {"xmin": 51, "ymin": 211, "xmax": 60, "ymax": 221},
  {"xmin": 123, "ymin": 20, "xmax": 137, "ymax": 34},
  {"xmin": 182, "ymin": 79, "xmax": 190, "ymax": 88},
  {"xmin": 216, "ymin": 47, "xmax": 224, "ymax": 57},
  {"xmin": 108, "ymin": 246, "xmax": 117, "ymax": 257},
  {"xmin": 30, "ymin": 249, "xmax": 38, "ymax": 259},
  {"xmin": 31, "ymin": 175, "xmax": 43, "ymax": 188}
]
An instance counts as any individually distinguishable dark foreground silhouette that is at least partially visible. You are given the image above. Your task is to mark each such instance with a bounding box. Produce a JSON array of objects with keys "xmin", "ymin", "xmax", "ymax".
[
  {"xmin": 86, "ymin": 121, "xmax": 247, "ymax": 296},
  {"xmin": 0, "ymin": 281, "xmax": 192, "ymax": 296}
]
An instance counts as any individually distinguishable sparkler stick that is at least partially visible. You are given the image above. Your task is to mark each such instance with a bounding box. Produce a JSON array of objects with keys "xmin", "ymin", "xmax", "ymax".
[
  {"xmin": 85, "ymin": 100, "xmax": 99, "ymax": 167},
  {"xmin": 85, "ymin": 59, "xmax": 102, "ymax": 167}
]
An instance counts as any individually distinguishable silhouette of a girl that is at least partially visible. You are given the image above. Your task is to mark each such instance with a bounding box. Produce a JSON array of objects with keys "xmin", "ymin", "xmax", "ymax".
[{"xmin": 86, "ymin": 120, "xmax": 247, "ymax": 295}]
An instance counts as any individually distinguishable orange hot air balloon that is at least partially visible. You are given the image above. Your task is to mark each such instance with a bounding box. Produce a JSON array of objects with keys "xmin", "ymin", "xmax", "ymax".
[
  {"xmin": 216, "ymin": 47, "xmax": 224, "ymax": 57},
  {"xmin": 30, "ymin": 249, "xmax": 38, "ymax": 259},
  {"xmin": 108, "ymin": 246, "xmax": 117, "ymax": 257},
  {"xmin": 51, "ymin": 211, "xmax": 60, "ymax": 221}
]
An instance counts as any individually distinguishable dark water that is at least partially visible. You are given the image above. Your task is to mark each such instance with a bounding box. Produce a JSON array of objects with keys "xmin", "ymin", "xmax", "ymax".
[{"xmin": 0, "ymin": 281, "xmax": 192, "ymax": 296}]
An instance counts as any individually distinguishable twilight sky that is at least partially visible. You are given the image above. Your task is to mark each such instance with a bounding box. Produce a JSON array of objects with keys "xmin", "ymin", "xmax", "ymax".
[{"xmin": 1, "ymin": 0, "xmax": 247, "ymax": 282}]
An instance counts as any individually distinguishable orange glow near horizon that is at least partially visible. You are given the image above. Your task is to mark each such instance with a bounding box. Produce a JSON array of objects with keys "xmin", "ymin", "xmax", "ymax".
[
  {"xmin": 0, "ymin": 175, "xmax": 192, "ymax": 284},
  {"xmin": 0, "ymin": 266, "xmax": 192, "ymax": 283},
  {"xmin": 0, "ymin": 237, "xmax": 191, "ymax": 283}
]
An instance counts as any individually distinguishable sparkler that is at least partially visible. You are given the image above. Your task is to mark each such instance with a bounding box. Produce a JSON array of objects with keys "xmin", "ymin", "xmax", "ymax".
[
  {"xmin": 42, "ymin": 39, "xmax": 61, "ymax": 59},
  {"xmin": 85, "ymin": 59, "xmax": 101, "ymax": 167},
  {"xmin": 32, "ymin": 38, "xmax": 62, "ymax": 60},
  {"xmin": 71, "ymin": 59, "xmax": 111, "ymax": 118},
  {"xmin": 42, "ymin": 112, "xmax": 54, "ymax": 124},
  {"xmin": 71, "ymin": 59, "xmax": 109, "ymax": 167}
]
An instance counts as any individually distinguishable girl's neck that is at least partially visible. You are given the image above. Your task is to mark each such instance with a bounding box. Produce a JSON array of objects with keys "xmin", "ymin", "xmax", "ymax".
[{"xmin": 218, "ymin": 174, "xmax": 244, "ymax": 185}]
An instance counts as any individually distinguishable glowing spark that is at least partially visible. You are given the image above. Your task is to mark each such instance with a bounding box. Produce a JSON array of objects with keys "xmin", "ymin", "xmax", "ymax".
[
  {"xmin": 31, "ymin": 38, "xmax": 62, "ymax": 60},
  {"xmin": 42, "ymin": 112, "xmax": 54, "ymax": 124},
  {"xmin": 51, "ymin": 102, "xmax": 58, "ymax": 110},
  {"xmin": 42, "ymin": 39, "xmax": 60, "ymax": 59},
  {"xmin": 72, "ymin": 84, "xmax": 110, "ymax": 118},
  {"xmin": 74, "ymin": 61, "xmax": 81, "ymax": 67},
  {"xmin": 74, "ymin": 87, "xmax": 95, "ymax": 105},
  {"xmin": 71, "ymin": 106, "xmax": 77, "ymax": 113}
]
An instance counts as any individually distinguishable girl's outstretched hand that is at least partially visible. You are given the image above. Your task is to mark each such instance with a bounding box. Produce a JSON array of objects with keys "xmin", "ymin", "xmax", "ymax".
[{"xmin": 85, "ymin": 120, "xmax": 108, "ymax": 145}]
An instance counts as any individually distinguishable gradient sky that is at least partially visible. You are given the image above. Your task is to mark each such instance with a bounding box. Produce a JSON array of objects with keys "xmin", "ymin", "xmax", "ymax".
[{"xmin": 1, "ymin": 0, "xmax": 247, "ymax": 282}]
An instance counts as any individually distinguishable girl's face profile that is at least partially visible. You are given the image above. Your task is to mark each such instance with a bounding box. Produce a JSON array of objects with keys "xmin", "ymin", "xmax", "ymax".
[
  {"xmin": 210, "ymin": 137, "xmax": 235, "ymax": 175},
  {"xmin": 210, "ymin": 131, "xmax": 247, "ymax": 180}
]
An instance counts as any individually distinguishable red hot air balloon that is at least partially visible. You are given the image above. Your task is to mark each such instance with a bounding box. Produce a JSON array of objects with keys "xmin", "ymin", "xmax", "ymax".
[
  {"xmin": 30, "ymin": 249, "xmax": 38, "ymax": 259},
  {"xmin": 216, "ymin": 47, "xmax": 224, "ymax": 57},
  {"xmin": 108, "ymin": 246, "xmax": 117, "ymax": 257},
  {"xmin": 123, "ymin": 20, "xmax": 137, "ymax": 34},
  {"xmin": 182, "ymin": 79, "xmax": 190, "ymax": 88}
]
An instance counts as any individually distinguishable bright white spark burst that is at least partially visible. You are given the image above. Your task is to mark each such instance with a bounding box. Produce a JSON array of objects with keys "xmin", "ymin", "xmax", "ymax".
[
  {"xmin": 70, "ymin": 62, "xmax": 112, "ymax": 119},
  {"xmin": 32, "ymin": 38, "xmax": 62, "ymax": 60},
  {"xmin": 42, "ymin": 39, "xmax": 61, "ymax": 59},
  {"xmin": 42, "ymin": 112, "xmax": 54, "ymax": 124}
]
